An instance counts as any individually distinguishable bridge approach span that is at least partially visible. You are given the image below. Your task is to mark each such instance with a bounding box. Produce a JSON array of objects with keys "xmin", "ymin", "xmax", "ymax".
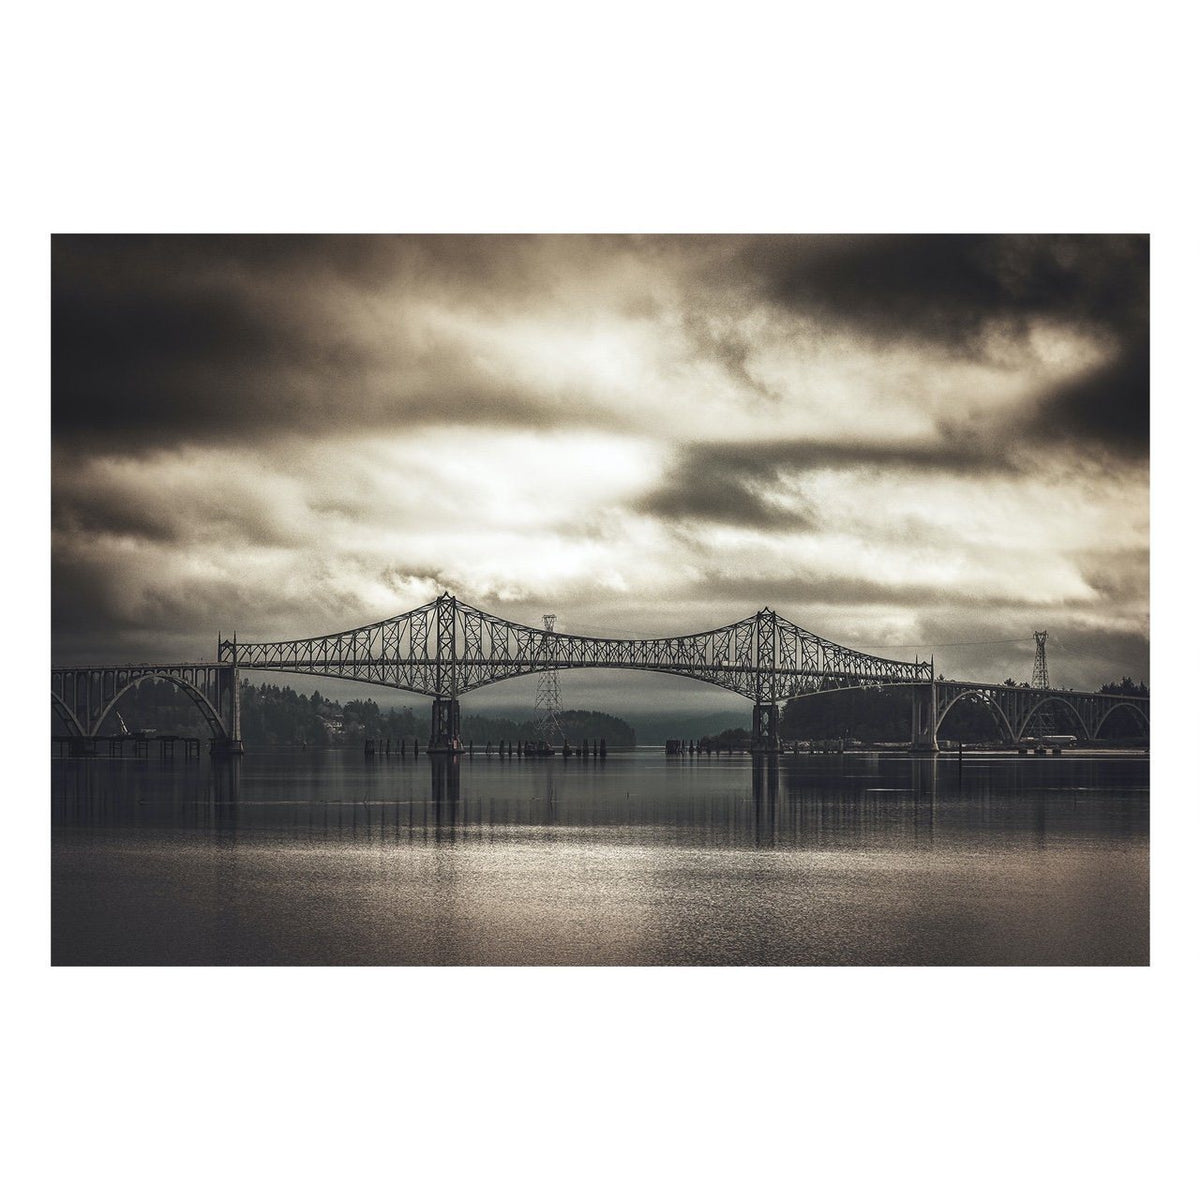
[
  {"xmin": 788, "ymin": 677, "xmax": 1149, "ymax": 749},
  {"xmin": 51, "ymin": 663, "xmax": 241, "ymax": 750}
]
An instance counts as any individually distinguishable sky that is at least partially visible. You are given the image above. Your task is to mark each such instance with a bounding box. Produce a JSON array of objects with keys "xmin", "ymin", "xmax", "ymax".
[{"xmin": 51, "ymin": 234, "xmax": 1149, "ymax": 713}]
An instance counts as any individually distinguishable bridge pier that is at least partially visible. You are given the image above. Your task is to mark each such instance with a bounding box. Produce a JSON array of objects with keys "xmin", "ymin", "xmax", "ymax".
[
  {"xmin": 909, "ymin": 683, "xmax": 940, "ymax": 753},
  {"xmin": 429, "ymin": 697, "xmax": 462, "ymax": 753},
  {"xmin": 751, "ymin": 703, "xmax": 781, "ymax": 753},
  {"xmin": 212, "ymin": 665, "xmax": 243, "ymax": 754}
]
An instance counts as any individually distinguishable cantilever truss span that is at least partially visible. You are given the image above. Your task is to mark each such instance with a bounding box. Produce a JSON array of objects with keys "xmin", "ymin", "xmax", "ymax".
[
  {"xmin": 51, "ymin": 594, "xmax": 1149, "ymax": 753},
  {"xmin": 218, "ymin": 592, "xmax": 934, "ymax": 702}
]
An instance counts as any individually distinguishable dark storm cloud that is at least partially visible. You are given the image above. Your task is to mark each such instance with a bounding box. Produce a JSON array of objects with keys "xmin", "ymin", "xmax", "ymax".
[
  {"xmin": 51, "ymin": 459, "xmax": 306, "ymax": 550},
  {"xmin": 54, "ymin": 233, "xmax": 550, "ymax": 303},
  {"xmin": 53, "ymin": 234, "xmax": 1150, "ymax": 455},
  {"xmin": 52, "ymin": 477, "xmax": 179, "ymax": 544},
  {"xmin": 637, "ymin": 436, "xmax": 1016, "ymax": 527},
  {"xmin": 51, "ymin": 532, "xmax": 388, "ymax": 662},
  {"xmin": 639, "ymin": 454, "xmax": 812, "ymax": 529},
  {"xmin": 734, "ymin": 233, "xmax": 1148, "ymax": 348},
  {"xmin": 722, "ymin": 234, "xmax": 1150, "ymax": 459},
  {"xmin": 51, "ymin": 235, "xmax": 608, "ymax": 449},
  {"xmin": 1026, "ymin": 334, "xmax": 1150, "ymax": 454}
]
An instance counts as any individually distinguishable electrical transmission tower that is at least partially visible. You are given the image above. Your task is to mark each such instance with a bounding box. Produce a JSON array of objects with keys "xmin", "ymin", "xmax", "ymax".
[
  {"xmin": 1032, "ymin": 631, "xmax": 1050, "ymax": 689},
  {"xmin": 534, "ymin": 614, "xmax": 565, "ymax": 742},
  {"xmin": 1029, "ymin": 630, "xmax": 1053, "ymax": 736}
]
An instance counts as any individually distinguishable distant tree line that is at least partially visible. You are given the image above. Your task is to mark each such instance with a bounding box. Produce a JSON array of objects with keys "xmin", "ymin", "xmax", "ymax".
[
  {"xmin": 240, "ymin": 685, "xmax": 423, "ymax": 747},
  {"xmin": 460, "ymin": 710, "xmax": 636, "ymax": 748},
  {"xmin": 1099, "ymin": 678, "xmax": 1149, "ymax": 697},
  {"xmin": 1095, "ymin": 678, "xmax": 1149, "ymax": 738},
  {"xmin": 698, "ymin": 728, "xmax": 752, "ymax": 751},
  {"xmin": 89, "ymin": 678, "xmax": 635, "ymax": 748},
  {"xmin": 780, "ymin": 687, "xmax": 911, "ymax": 743}
]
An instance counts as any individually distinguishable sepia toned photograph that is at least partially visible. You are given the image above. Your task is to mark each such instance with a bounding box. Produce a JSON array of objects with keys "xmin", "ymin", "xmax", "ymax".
[{"xmin": 51, "ymin": 233, "xmax": 1149, "ymax": 967}]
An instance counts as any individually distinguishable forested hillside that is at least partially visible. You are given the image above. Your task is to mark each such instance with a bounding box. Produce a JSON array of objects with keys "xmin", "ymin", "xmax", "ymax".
[
  {"xmin": 82, "ymin": 678, "xmax": 636, "ymax": 748},
  {"xmin": 460, "ymin": 709, "xmax": 635, "ymax": 748}
]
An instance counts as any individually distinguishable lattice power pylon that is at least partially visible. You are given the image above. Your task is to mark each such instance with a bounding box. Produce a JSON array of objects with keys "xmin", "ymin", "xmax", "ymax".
[
  {"xmin": 534, "ymin": 614, "xmax": 565, "ymax": 742},
  {"xmin": 1028, "ymin": 630, "xmax": 1053, "ymax": 736},
  {"xmin": 1032, "ymin": 631, "xmax": 1050, "ymax": 689}
]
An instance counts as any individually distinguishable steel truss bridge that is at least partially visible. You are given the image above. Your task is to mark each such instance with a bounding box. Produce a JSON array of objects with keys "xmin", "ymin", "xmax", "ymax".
[{"xmin": 51, "ymin": 593, "xmax": 1149, "ymax": 754}]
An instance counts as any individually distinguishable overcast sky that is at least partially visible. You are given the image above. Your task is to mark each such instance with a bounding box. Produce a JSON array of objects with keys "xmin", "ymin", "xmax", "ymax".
[{"xmin": 51, "ymin": 234, "xmax": 1149, "ymax": 711}]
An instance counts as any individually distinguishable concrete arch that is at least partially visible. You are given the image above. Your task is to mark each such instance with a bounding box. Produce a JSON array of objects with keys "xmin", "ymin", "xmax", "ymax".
[
  {"xmin": 1014, "ymin": 695, "xmax": 1089, "ymax": 741},
  {"xmin": 1093, "ymin": 701, "xmax": 1150, "ymax": 739},
  {"xmin": 51, "ymin": 694, "xmax": 86, "ymax": 737},
  {"xmin": 935, "ymin": 689, "xmax": 1017, "ymax": 744},
  {"xmin": 91, "ymin": 672, "xmax": 228, "ymax": 739}
]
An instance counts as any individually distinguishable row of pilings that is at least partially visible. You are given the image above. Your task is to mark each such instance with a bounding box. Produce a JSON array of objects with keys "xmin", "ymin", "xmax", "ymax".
[
  {"xmin": 364, "ymin": 737, "xmax": 608, "ymax": 759},
  {"xmin": 54, "ymin": 734, "xmax": 206, "ymax": 759},
  {"xmin": 666, "ymin": 739, "xmax": 743, "ymax": 756},
  {"xmin": 665, "ymin": 737, "xmax": 870, "ymax": 756}
]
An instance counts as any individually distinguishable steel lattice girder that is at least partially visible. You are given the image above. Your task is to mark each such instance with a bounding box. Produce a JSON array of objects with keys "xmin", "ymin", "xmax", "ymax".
[
  {"xmin": 55, "ymin": 596, "xmax": 1149, "ymax": 738},
  {"xmin": 216, "ymin": 593, "xmax": 934, "ymax": 701}
]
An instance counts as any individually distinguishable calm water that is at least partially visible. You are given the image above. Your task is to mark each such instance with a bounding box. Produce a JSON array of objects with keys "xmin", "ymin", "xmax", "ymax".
[{"xmin": 51, "ymin": 749, "xmax": 1149, "ymax": 966}]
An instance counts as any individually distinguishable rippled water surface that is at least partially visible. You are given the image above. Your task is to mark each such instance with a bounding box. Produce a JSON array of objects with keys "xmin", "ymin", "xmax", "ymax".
[{"xmin": 52, "ymin": 749, "xmax": 1149, "ymax": 966}]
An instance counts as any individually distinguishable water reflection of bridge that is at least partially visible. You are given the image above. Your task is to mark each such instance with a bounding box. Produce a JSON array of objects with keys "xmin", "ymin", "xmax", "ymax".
[
  {"xmin": 52, "ymin": 752, "xmax": 1147, "ymax": 857},
  {"xmin": 52, "ymin": 593, "xmax": 1148, "ymax": 753}
]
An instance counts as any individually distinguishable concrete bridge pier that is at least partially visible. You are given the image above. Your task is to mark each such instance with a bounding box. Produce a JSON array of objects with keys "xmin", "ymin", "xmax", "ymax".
[
  {"xmin": 429, "ymin": 697, "xmax": 462, "ymax": 752},
  {"xmin": 909, "ymin": 682, "xmax": 940, "ymax": 753},
  {"xmin": 212, "ymin": 665, "xmax": 244, "ymax": 755},
  {"xmin": 752, "ymin": 702, "xmax": 781, "ymax": 753}
]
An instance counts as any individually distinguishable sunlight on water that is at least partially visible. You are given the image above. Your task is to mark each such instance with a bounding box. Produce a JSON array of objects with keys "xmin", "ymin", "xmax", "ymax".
[{"xmin": 52, "ymin": 749, "xmax": 1148, "ymax": 966}]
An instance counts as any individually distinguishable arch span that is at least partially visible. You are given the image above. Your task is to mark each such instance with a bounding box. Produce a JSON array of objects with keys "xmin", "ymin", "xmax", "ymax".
[
  {"xmin": 1093, "ymin": 701, "xmax": 1150, "ymax": 739},
  {"xmin": 935, "ymin": 688, "xmax": 1017, "ymax": 744},
  {"xmin": 51, "ymin": 694, "xmax": 86, "ymax": 737},
  {"xmin": 1014, "ymin": 695, "xmax": 1090, "ymax": 742},
  {"xmin": 92, "ymin": 673, "xmax": 228, "ymax": 740}
]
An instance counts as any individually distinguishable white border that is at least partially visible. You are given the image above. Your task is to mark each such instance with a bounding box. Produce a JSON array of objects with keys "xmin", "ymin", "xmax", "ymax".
[{"xmin": 9, "ymin": 4, "xmax": 1194, "ymax": 1196}]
